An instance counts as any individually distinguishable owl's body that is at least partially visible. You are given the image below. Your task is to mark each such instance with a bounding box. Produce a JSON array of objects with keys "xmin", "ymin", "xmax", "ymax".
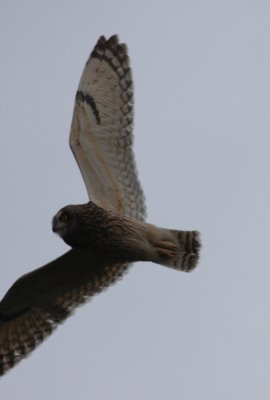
[
  {"xmin": 0, "ymin": 35, "xmax": 201, "ymax": 376},
  {"xmin": 53, "ymin": 201, "xmax": 200, "ymax": 271}
]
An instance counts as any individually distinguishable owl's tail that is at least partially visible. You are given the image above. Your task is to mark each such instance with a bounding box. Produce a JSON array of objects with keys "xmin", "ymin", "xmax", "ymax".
[{"xmin": 147, "ymin": 226, "xmax": 201, "ymax": 272}]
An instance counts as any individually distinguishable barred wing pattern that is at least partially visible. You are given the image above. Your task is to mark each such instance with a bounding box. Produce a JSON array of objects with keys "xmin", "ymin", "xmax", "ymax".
[
  {"xmin": 70, "ymin": 35, "xmax": 146, "ymax": 221},
  {"xmin": 0, "ymin": 250, "xmax": 129, "ymax": 375}
]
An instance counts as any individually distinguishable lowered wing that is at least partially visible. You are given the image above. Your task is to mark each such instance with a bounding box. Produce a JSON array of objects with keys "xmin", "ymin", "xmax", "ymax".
[{"xmin": 0, "ymin": 250, "xmax": 128, "ymax": 375}]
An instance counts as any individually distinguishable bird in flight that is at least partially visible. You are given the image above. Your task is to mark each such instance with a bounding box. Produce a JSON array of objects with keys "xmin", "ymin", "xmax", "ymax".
[{"xmin": 0, "ymin": 35, "xmax": 201, "ymax": 376}]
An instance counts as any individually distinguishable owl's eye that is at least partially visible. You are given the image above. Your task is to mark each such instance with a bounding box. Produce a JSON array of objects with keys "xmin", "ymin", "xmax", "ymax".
[{"xmin": 59, "ymin": 213, "xmax": 69, "ymax": 222}]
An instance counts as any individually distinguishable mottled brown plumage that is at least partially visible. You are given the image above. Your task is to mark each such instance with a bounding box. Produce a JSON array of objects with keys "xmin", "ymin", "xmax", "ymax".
[
  {"xmin": 0, "ymin": 35, "xmax": 201, "ymax": 376},
  {"xmin": 52, "ymin": 201, "xmax": 200, "ymax": 271}
]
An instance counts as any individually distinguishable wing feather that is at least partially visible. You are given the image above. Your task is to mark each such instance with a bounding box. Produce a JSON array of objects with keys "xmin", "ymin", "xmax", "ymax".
[
  {"xmin": 0, "ymin": 250, "xmax": 128, "ymax": 376},
  {"xmin": 70, "ymin": 35, "xmax": 146, "ymax": 221},
  {"xmin": 0, "ymin": 35, "xmax": 145, "ymax": 376}
]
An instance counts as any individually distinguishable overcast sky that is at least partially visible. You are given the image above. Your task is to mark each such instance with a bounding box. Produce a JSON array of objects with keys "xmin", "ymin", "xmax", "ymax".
[{"xmin": 1, "ymin": 1, "xmax": 270, "ymax": 399}]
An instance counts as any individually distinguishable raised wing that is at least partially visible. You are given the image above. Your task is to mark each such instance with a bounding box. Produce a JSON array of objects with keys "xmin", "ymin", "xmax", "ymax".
[
  {"xmin": 0, "ymin": 251, "xmax": 128, "ymax": 376},
  {"xmin": 70, "ymin": 35, "xmax": 146, "ymax": 221}
]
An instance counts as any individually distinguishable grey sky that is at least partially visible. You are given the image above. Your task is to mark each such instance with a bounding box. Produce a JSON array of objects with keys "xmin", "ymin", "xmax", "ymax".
[{"xmin": 1, "ymin": 1, "xmax": 270, "ymax": 398}]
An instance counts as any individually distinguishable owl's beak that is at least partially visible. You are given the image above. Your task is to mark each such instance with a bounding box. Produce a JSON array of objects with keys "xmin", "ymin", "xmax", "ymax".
[{"xmin": 52, "ymin": 217, "xmax": 66, "ymax": 238}]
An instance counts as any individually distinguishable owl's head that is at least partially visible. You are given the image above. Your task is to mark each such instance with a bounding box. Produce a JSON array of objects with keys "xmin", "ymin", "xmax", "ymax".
[{"xmin": 52, "ymin": 205, "xmax": 78, "ymax": 239}]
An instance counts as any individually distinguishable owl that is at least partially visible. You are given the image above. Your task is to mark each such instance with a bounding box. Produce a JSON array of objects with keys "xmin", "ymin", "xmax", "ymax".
[{"xmin": 0, "ymin": 35, "xmax": 201, "ymax": 376}]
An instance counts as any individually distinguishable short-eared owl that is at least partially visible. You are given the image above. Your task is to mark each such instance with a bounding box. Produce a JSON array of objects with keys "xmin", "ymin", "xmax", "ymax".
[{"xmin": 0, "ymin": 35, "xmax": 201, "ymax": 376}]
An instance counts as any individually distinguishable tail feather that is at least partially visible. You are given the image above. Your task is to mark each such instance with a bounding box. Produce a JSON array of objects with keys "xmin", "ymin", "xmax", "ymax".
[
  {"xmin": 153, "ymin": 229, "xmax": 201, "ymax": 272},
  {"xmin": 174, "ymin": 230, "xmax": 201, "ymax": 271}
]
